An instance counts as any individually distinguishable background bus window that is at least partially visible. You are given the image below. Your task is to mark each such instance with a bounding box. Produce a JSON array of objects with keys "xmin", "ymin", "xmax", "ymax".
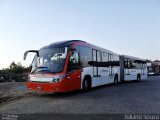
[
  {"xmin": 124, "ymin": 58, "xmax": 131, "ymax": 68},
  {"xmin": 124, "ymin": 58, "xmax": 130, "ymax": 74},
  {"xmin": 136, "ymin": 63, "xmax": 141, "ymax": 69},
  {"xmin": 102, "ymin": 52, "xmax": 108, "ymax": 62},
  {"xmin": 130, "ymin": 60, "xmax": 136, "ymax": 68},
  {"xmin": 108, "ymin": 54, "xmax": 113, "ymax": 61}
]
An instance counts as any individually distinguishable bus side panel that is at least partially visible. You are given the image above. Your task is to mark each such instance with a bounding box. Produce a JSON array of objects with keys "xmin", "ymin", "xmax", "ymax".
[
  {"xmin": 81, "ymin": 67, "xmax": 93, "ymax": 88},
  {"xmin": 141, "ymin": 69, "xmax": 147, "ymax": 80}
]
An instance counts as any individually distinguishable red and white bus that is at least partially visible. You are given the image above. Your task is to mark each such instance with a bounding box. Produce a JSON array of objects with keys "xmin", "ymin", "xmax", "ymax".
[{"xmin": 24, "ymin": 40, "xmax": 147, "ymax": 92}]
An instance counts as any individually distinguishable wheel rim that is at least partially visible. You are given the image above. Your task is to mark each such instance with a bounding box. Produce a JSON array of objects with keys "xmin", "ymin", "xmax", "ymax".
[{"xmin": 84, "ymin": 80, "xmax": 88, "ymax": 90}]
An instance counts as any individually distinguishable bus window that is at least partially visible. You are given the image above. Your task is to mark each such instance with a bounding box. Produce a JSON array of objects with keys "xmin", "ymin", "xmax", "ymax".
[
  {"xmin": 68, "ymin": 51, "xmax": 80, "ymax": 70},
  {"xmin": 97, "ymin": 51, "xmax": 102, "ymax": 62},
  {"xmin": 93, "ymin": 50, "xmax": 97, "ymax": 61},
  {"xmin": 77, "ymin": 46, "xmax": 92, "ymax": 67},
  {"xmin": 108, "ymin": 54, "xmax": 113, "ymax": 61},
  {"xmin": 124, "ymin": 58, "xmax": 133, "ymax": 68},
  {"xmin": 124, "ymin": 58, "xmax": 129, "ymax": 68},
  {"xmin": 70, "ymin": 51, "xmax": 79, "ymax": 64},
  {"xmin": 136, "ymin": 63, "xmax": 141, "ymax": 69},
  {"xmin": 130, "ymin": 60, "xmax": 136, "ymax": 68},
  {"xmin": 102, "ymin": 52, "xmax": 108, "ymax": 62}
]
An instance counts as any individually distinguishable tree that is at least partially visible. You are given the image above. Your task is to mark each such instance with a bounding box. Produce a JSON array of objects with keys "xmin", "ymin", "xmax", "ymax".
[
  {"xmin": 0, "ymin": 61, "xmax": 30, "ymax": 82},
  {"xmin": 8, "ymin": 61, "xmax": 29, "ymax": 74},
  {"xmin": 9, "ymin": 61, "xmax": 17, "ymax": 69}
]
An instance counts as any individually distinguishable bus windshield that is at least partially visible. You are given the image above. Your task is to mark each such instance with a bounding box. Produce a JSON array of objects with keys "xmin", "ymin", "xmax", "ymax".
[{"xmin": 31, "ymin": 47, "xmax": 68, "ymax": 74}]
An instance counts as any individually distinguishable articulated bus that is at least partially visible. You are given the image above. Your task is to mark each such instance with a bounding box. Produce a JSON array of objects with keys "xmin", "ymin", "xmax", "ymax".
[{"xmin": 24, "ymin": 40, "xmax": 147, "ymax": 92}]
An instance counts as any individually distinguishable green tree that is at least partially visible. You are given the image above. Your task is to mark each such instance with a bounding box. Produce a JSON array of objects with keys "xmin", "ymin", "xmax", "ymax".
[
  {"xmin": 0, "ymin": 61, "xmax": 30, "ymax": 82},
  {"xmin": 9, "ymin": 61, "xmax": 17, "ymax": 69}
]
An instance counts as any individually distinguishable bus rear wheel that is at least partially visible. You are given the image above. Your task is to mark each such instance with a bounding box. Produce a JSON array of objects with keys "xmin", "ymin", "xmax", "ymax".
[
  {"xmin": 137, "ymin": 74, "xmax": 141, "ymax": 82},
  {"xmin": 114, "ymin": 75, "xmax": 118, "ymax": 84}
]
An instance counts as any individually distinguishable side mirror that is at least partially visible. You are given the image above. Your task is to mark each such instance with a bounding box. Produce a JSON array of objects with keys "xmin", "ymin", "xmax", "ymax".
[{"xmin": 24, "ymin": 50, "xmax": 39, "ymax": 60}]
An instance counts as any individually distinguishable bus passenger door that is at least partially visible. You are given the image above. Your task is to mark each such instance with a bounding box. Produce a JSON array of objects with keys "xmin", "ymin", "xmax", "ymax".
[
  {"xmin": 67, "ymin": 51, "xmax": 81, "ymax": 91},
  {"xmin": 92, "ymin": 49, "xmax": 102, "ymax": 86},
  {"xmin": 124, "ymin": 58, "xmax": 130, "ymax": 80}
]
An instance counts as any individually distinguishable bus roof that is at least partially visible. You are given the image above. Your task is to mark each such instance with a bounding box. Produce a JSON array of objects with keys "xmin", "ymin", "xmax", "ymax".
[
  {"xmin": 41, "ymin": 40, "xmax": 118, "ymax": 55},
  {"xmin": 40, "ymin": 40, "xmax": 86, "ymax": 49},
  {"xmin": 122, "ymin": 54, "xmax": 146, "ymax": 62}
]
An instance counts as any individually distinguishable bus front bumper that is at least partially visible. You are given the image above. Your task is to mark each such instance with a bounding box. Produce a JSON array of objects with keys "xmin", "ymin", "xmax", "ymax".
[{"xmin": 27, "ymin": 82, "xmax": 66, "ymax": 92}]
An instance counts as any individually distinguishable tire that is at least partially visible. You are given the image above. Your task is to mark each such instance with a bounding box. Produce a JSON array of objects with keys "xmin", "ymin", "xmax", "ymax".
[
  {"xmin": 114, "ymin": 75, "xmax": 118, "ymax": 84},
  {"xmin": 82, "ymin": 78, "xmax": 90, "ymax": 92},
  {"xmin": 137, "ymin": 75, "xmax": 141, "ymax": 82}
]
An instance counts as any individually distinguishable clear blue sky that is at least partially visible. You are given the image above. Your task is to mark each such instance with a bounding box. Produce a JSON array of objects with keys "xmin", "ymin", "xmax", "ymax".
[{"xmin": 0, "ymin": 0, "xmax": 159, "ymax": 69}]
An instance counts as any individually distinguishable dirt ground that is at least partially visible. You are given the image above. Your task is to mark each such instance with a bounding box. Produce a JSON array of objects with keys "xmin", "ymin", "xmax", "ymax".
[
  {"xmin": 0, "ymin": 76, "xmax": 160, "ymax": 115},
  {"xmin": 0, "ymin": 82, "xmax": 33, "ymax": 103}
]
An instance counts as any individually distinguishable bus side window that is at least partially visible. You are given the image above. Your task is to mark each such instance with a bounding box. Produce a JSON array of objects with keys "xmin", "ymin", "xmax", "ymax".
[
  {"xmin": 70, "ymin": 51, "xmax": 79, "ymax": 64},
  {"xmin": 68, "ymin": 51, "xmax": 80, "ymax": 70},
  {"xmin": 130, "ymin": 60, "xmax": 136, "ymax": 68},
  {"xmin": 102, "ymin": 52, "xmax": 108, "ymax": 62},
  {"xmin": 124, "ymin": 58, "xmax": 131, "ymax": 68},
  {"xmin": 124, "ymin": 59, "xmax": 128, "ymax": 68},
  {"xmin": 108, "ymin": 53, "xmax": 113, "ymax": 61}
]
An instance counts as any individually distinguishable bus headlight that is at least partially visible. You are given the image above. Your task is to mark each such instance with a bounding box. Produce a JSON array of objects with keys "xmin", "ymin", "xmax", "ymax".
[{"xmin": 51, "ymin": 75, "xmax": 65, "ymax": 83}]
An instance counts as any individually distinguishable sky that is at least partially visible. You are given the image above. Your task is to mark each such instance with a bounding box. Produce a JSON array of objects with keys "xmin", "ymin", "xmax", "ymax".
[{"xmin": 0, "ymin": 0, "xmax": 160, "ymax": 69}]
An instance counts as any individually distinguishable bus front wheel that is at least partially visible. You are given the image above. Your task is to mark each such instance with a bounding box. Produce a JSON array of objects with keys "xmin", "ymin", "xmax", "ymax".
[{"xmin": 82, "ymin": 78, "xmax": 90, "ymax": 92}]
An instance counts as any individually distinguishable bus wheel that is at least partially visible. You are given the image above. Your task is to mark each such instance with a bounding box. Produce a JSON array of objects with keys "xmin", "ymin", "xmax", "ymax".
[
  {"xmin": 114, "ymin": 75, "xmax": 118, "ymax": 84},
  {"xmin": 82, "ymin": 78, "xmax": 90, "ymax": 92},
  {"xmin": 137, "ymin": 74, "xmax": 141, "ymax": 82}
]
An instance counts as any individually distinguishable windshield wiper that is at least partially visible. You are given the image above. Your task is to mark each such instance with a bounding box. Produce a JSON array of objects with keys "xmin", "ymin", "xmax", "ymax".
[{"xmin": 31, "ymin": 66, "xmax": 50, "ymax": 74}]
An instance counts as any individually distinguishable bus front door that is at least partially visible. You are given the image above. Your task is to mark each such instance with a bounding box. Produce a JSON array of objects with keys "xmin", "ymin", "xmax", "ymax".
[
  {"xmin": 67, "ymin": 51, "xmax": 81, "ymax": 91},
  {"xmin": 67, "ymin": 69, "xmax": 81, "ymax": 91}
]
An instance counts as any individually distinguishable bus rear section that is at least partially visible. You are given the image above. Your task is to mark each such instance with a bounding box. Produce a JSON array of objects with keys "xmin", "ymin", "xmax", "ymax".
[{"xmin": 119, "ymin": 55, "xmax": 147, "ymax": 82}]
